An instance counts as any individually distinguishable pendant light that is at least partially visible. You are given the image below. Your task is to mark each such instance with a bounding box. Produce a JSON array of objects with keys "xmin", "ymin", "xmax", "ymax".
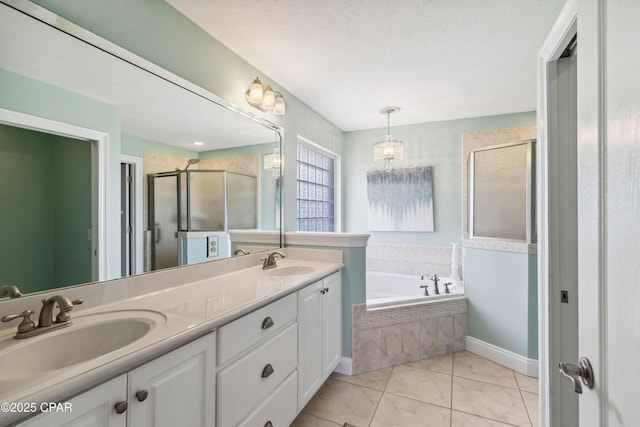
[{"xmin": 373, "ymin": 106, "xmax": 404, "ymax": 170}]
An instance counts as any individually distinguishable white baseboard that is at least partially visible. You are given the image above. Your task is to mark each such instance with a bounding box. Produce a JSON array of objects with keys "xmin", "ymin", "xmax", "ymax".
[
  {"xmin": 333, "ymin": 357, "xmax": 353, "ymax": 375},
  {"xmin": 466, "ymin": 336, "xmax": 539, "ymax": 377}
]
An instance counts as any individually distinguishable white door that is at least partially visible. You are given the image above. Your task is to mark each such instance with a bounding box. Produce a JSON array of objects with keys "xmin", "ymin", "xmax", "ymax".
[{"xmin": 573, "ymin": 0, "xmax": 640, "ymax": 424}]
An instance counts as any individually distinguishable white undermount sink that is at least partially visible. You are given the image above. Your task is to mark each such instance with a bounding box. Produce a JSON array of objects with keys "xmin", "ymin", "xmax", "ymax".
[
  {"xmin": 0, "ymin": 309, "xmax": 166, "ymax": 382},
  {"xmin": 269, "ymin": 265, "xmax": 316, "ymax": 277}
]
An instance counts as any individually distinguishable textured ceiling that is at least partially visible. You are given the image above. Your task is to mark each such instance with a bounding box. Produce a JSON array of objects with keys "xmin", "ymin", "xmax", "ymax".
[{"xmin": 166, "ymin": 0, "xmax": 552, "ymax": 131}]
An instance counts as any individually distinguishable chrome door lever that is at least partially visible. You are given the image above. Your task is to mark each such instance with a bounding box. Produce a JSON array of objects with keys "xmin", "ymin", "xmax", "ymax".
[{"xmin": 559, "ymin": 357, "xmax": 594, "ymax": 394}]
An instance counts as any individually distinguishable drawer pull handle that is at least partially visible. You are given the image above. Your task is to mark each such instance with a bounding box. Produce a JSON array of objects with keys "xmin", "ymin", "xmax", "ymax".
[
  {"xmin": 261, "ymin": 363, "xmax": 275, "ymax": 378},
  {"xmin": 114, "ymin": 401, "xmax": 128, "ymax": 414},
  {"xmin": 261, "ymin": 316, "xmax": 274, "ymax": 329},
  {"xmin": 136, "ymin": 389, "xmax": 149, "ymax": 402},
  {"xmin": 264, "ymin": 421, "xmax": 274, "ymax": 427}
]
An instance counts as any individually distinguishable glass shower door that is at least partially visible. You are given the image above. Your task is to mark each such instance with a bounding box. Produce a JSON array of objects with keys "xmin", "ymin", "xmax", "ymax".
[{"xmin": 150, "ymin": 174, "xmax": 179, "ymax": 270}]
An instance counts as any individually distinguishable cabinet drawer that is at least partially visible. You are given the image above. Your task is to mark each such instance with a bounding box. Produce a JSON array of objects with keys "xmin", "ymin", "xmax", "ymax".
[
  {"xmin": 217, "ymin": 323, "xmax": 297, "ymax": 427},
  {"xmin": 238, "ymin": 371, "xmax": 298, "ymax": 427},
  {"xmin": 217, "ymin": 292, "xmax": 296, "ymax": 366}
]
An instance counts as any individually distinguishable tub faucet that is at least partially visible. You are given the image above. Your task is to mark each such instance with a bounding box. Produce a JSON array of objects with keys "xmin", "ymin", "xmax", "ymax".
[
  {"xmin": 0, "ymin": 285, "xmax": 22, "ymax": 299},
  {"xmin": 419, "ymin": 284, "xmax": 429, "ymax": 296},
  {"xmin": 262, "ymin": 251, "xmax": 285, "ymax": 269},
  {"xmin": 421, "ymin": 274, "xmax": 440, "ymax": 295},
  {"xmin": 233, "ymin": 248, "xmax": 249, "ymax": 256}
]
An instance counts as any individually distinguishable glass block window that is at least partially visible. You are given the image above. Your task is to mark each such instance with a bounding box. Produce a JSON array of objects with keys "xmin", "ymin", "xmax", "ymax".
[{"xmin": 297, "ymin": 142, "xmax": 336, "ymax": 232}]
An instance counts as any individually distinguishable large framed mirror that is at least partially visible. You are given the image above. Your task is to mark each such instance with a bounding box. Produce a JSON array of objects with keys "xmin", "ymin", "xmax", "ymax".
[{"xmin": 0, "ymin": 1, "xmax": 283, "ymax": 296}]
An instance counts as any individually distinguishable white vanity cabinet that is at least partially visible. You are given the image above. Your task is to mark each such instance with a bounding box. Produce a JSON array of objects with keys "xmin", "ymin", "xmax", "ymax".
[
  {"xmin": 297, "ymin": 271, "xmax": 342, "ymax": 410},
  {"xmin": 216, "ymin": 293, "xmax": 298, "ymax": 427},
  {"xmin": 16, "ymin": 333, "xmax": 215, "ymax": 427}
]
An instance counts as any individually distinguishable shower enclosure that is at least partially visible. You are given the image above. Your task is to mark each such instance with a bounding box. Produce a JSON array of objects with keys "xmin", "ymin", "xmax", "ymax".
[{"xmin": 148, "ymin": 170, "xmax": 257, "ymax": 270}]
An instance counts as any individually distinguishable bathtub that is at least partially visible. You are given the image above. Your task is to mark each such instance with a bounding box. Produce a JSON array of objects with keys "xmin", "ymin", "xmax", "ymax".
[{"xmin": 366, "ymin": 271, "xmax": 464, "ymax": 309}]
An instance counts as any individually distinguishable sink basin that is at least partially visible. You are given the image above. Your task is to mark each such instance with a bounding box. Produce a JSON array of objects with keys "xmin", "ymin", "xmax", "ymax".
[
  {"xmin": 0, "ymin": 310, "xmax": 166, "ymax": 381},
  {"xmin": 269, "ymin": 265, "xmax": 316, "ymax": 277}
]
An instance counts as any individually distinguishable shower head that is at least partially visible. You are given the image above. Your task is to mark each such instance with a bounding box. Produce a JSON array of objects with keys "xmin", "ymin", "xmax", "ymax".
[{"xmin": 183, "ymin": 158, "xmax": 200, "ymax": 170}]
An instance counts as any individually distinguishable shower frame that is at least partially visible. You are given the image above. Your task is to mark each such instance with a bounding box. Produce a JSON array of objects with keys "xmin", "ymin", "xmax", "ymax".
[{"xmin": 148, "ymin": 169, "xmax": 257, "ymax": 270}]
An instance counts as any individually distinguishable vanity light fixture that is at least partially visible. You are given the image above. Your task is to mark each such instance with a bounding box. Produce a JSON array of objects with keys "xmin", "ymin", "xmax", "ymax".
[
  {"xmin": 264, "ymin": 147, "xmax": 281, "ymax": 179},
  {"xmin": 373, "ymin": 106, "xmax": 404, "ymax": 170},
  {"xmin": 245, "ymin": 77, "xmax": 286, "ymax": 115}
]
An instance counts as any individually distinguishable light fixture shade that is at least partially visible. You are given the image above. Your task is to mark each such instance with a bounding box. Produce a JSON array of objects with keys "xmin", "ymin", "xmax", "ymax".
[
  {"xmin": 273, "ymin": 92, "xmax": 286, "ymax": 115},
  {"xmin": 262, "ymin": 85, "xmax": 276, "ymax": 110},
  {"xmin": 264, "ymin": 148, "xmax": 281, "ymax": 178},
  {"xmin": 374, "ymin": 136, "xmax": 404, "ymax": 161},
  {"xmin": 373, "ymin": 106, "xmax": 403, "ymax": 170},
  {"xmin": 248, "ymin": 77, "xmax": 264, "ymax": 105}
]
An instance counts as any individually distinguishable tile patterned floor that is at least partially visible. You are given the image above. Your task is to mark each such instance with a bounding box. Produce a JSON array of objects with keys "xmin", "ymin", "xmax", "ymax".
[{"xmin": 291, "ymin": 351, "xmax": 539, "ymax": 427}]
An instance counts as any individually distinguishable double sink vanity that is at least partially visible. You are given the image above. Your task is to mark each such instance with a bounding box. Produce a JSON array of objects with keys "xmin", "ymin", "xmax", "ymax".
[{"xmin": 0, "ymin": 249, "xmax": 344, "ymax": 426}]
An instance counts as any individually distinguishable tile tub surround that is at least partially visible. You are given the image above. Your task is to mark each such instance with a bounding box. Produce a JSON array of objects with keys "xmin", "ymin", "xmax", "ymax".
[
  {"xmin": 293, "ymin": 351, "xmax": 539, "ymax": 427},
  {"xmin": 366, "ymin": 243, "xmax": 463, "ymax": 279},
  {"xmin": 351, "ymin": 298, "xmax": 467, "ymax": 375}
]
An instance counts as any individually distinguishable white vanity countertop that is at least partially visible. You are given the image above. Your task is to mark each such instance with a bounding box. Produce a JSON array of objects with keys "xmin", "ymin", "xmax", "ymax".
[{"xmin": 0, "ymin": 254, "xmax": 343, "ymax": 425}]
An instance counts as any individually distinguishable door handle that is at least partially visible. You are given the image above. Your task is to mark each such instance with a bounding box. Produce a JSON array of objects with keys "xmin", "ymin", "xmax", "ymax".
[{"xmin": 558, "ymin": 356, "xmax": 594, "ymax": 394}]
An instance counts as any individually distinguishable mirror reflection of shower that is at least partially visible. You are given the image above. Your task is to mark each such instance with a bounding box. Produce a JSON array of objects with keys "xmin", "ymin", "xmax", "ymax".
[{"xmin": 176, "ymin": 158, "xmax": 200, "ymax": 171}]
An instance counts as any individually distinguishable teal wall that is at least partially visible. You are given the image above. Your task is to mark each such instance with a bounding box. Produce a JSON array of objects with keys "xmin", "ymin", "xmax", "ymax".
[
  {"xmin": 464, "ymin": 248, "xmax": 538, "ymax": 359},
  {"xmin": 121, "ymin": 133, "xmax": 198, "ymax": 159},
  {"xmin": 343, "ymin": 111, "xmax": 537, "ymax": 244},
  {"xmin": 0, "ymin": 124, "xmax": 92, "ymax": 293},
  {"xmin": 0, "ymin": 69, "xmax": 122, "ymax": 281}
]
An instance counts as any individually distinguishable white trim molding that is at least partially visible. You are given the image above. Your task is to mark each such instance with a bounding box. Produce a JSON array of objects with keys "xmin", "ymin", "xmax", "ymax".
[
  {"xmin": 466, "ymin": 336, "xmax": 539, "ymax": 377},
  {"xmin": 333, "ymin": 357, "xmax": 353, "ymax": 376},
  {"xmin": 536, "ymin": 0, "xmax": 578, "ymax": 426},
  {"xmin": 285, "ymin": 232, "xmax": 370, "ymax": 248}
]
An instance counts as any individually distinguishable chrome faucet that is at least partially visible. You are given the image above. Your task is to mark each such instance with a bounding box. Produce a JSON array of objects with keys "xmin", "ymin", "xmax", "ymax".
[
  {"xmin": 1, "ymin": 295, "xmax": 83, "ymax": 339},
  {"xmin": 262, "ymin": 251, "xmax": 285, "ymax": 269},
  {"xmin": 233, "ymin": 248, "xmax": 249, "ymax": 256},
  {"xmin": 0, "ymin": 285, "xmax": 22, "ymax": 299},
  {"xmin": 421, "ymin": 274, "xmax": 440, "ymax": 295}
]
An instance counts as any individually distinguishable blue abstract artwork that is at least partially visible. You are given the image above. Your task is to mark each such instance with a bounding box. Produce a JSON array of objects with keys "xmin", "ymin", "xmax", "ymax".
[{"xmin": 366, "ymin": 166, "xmax": 434, "ymax": 232}]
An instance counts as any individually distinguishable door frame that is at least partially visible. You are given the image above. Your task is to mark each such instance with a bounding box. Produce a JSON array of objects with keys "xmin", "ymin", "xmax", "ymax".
[
  {"xmin": 120, "ymin": 155, "xmax": 144, "ymax": 275},
  {"xmin": 536, "ymin": 0, "xmax": 578, "ymax": 425},
  {"xmin": 0, "ymin": 107, "xmax": 108, "ymax": 281}
]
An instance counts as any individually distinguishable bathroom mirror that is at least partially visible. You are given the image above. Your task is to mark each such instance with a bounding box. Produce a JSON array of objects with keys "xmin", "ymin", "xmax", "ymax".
[{"xmin": 0, "ymin": 2, "xmax": 283, "ymax": 296}]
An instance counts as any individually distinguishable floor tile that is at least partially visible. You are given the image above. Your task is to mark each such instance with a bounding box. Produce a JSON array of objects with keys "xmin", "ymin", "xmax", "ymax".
[
  {"xmin": 452, "ymin": 376, "xmax": 531, "ymax": 426},
  {"xmin": 290, "ymin": 412, "xmax": 342, "ymax": 427},
  {"xmin": 302, "ymin": 379, "xmax": 382, "ymax": 427},
  {"xmin": 330, "ymin": 367, "xmax": 392, "ymax": 391},
  {"xmin": 453, "ymin": 351, "xmax": 519, "ymax": 388},
  {"xmin": 452, "ymin": 410, "xmax": 518, "ymax": 426},
  {"xmin": 407, "ymin": 353, "xmax": 453, "ymax": 375},
  {"xmin": 370, "ymin": 393, "xmax": 450, "ymax": 427},
  {"xmin": 515, "ymin": 371, "xmax": 539, "ymax": 394},
  {"xmin": 521, "ymin": 391, "xmax": 539, "ymax": 427},
  {"xmin": 385, "ymin": 364, "xmax": 452, "ymax": 408}
]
